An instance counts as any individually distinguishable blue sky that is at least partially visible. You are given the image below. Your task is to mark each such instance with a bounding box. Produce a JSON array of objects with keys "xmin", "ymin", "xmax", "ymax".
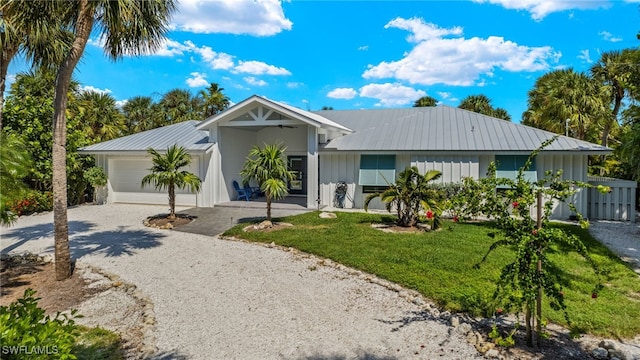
[{"xmin": 7, "ymin": 0, "xmax": 640, "ymax": 122}]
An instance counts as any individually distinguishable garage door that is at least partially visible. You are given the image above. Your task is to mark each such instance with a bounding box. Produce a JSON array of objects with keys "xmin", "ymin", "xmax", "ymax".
[{"xmin": 108, "ymin": 157, "xmax": 199, "ymax": 206}]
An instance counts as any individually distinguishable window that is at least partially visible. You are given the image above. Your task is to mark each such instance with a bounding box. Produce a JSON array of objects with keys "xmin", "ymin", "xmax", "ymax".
[
  {"xmin": 359, "ymin": 155, "xmax": 396, "ymax": 186},
  {"xmin": 362, "ymin": 185, "xmax": 389, "ymax": 194},
  {"xmin": 495, "ymin": 155, "xmax": 537, "ymax": 184}
]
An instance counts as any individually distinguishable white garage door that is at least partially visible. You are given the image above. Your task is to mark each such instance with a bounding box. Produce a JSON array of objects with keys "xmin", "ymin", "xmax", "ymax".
[{"xmin": 108, "ymin": 157, "xmax": 199, "ymax": 206}]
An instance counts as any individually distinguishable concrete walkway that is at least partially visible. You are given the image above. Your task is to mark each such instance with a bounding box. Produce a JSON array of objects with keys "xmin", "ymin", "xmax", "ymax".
[{"xmin": 175, "ymin": 202, "xmax": 310, "ymax": 236}]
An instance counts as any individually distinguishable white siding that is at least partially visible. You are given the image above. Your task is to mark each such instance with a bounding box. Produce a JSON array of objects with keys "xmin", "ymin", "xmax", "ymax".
[
  {"xmin": 536, "ymin": 154, "xmax": 588, "ymax": 219},
  {"xmin": 107, "ymin": 157, "xmax": 199, "ymax": 206},
  {"xmin": 256, "ymin": 126, "xmax": 307, "ymax": 154},
  {"xmin": 411, "ymin": 155, "xmax": 480, "ymax": 183},
  {"xmin": 219, "ymin": 127, "xmax": 256, "ymax": 202},
  {"xmin": 319, "ymin": 154, "xmax": 359, "ymax": 208}
]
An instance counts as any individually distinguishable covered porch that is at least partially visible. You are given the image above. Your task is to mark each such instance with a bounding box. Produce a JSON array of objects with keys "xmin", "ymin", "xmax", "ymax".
[{"xmin": 196, "ymin": 95, "xmax": 351, "ymax": 209}]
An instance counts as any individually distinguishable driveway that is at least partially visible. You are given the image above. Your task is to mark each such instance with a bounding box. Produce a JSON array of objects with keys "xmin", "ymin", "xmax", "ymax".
[{"xmin": 1, "ymin": 204, "xmax": 480, "ymax": 359}]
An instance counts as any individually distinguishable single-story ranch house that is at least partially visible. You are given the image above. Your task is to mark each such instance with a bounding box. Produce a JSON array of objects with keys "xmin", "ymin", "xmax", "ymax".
[{"xmin": 81, "ymin": 95, "xmax": 635, "ymax": 220}]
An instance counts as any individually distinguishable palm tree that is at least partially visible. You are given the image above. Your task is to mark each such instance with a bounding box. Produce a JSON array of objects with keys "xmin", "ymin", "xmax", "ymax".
[
  {"xmin": 76, "ymin": 91, "xmax": 125, "ymax": 142},
  {"xmin": 159, "ymin": 88, "xmax": 201, "ymax": 124},
  {"xmin": 199, "ymin": 82, "xmax": 230, "ymax": 118},
  {"xmin": 413, "ymin": 96, "xmax": 438, "ymax": 107},
  {"xmin": 364, "ymin": 167, "xmax": 443, "ymax": 228},
  {"xmin": 122, "ymin": 96, "xmax": 156, "ymax": 134},
  {"xmin": 458, "ymin": 94, "xmax": 493, "ymax": 115},
  {"xmin": 0, "ymin": 133, "xmax": 31, "ymax": 225},
  {"xmin": 0, "ymin": 1, "xmax": 71, "ymax": 130},
  {"xmin": 240, "ymin": 143, "xmax": 295, "ymax": 222},
  {"xmin": 492, "ymin": 108, "xmax": 512, "ymax": 121},
  {"xmin": 523, "ymin": 68, "xmax": 606, "ymax": 142},
  {"xmin": 590, "ymin": 49, "xmax": 639, "ymax": 147},
  {"xmin": 42, "ymin": 0, "xmax": 176, "ymax": 280},
  {"xmin": 141, "ymin": 145, "xmax": 201, "ymax": 220}
]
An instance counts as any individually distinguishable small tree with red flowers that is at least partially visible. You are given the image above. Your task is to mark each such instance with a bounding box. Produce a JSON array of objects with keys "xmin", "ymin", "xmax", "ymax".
[{"xmin": 460, "ymin": 138, "xmax": 601, "ymax": 347}]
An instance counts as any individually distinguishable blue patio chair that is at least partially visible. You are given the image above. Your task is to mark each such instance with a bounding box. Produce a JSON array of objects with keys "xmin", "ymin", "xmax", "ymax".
[
  {"xmin": 232, "ymin": 180, "xmax": 251, "ymax": 201},
  {"xmin": 244, "ymin": 183, "xmax": 263, "ymax": 198}
]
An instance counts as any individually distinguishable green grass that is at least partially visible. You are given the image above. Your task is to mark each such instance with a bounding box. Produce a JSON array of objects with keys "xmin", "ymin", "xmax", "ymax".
[
  {"xmin": 223, "ymin": 211, "xmax": 640, "ymax": 338},
  {"xmin": 73, "ymin": 326, "xmax": 124, "ymax": 360}
]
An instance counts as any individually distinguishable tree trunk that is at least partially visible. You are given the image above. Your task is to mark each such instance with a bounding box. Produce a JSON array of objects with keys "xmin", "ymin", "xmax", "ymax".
[
  {"xmin": 0, "ymin": 46, "xmax": 19, "ymax": 131},
  {"xmin": 168, "ymin": 184, "xmax": 176, "ymax": 219},
  {"xmin": 53, "ymin": 0, "xmax": 93, "ymax": 281},
  {"xmin": 601, "ymin": 88, "xmax": 624, "ymax": 148},
  {"xmin": 525, "ymin": 305, "xmax": 533, "ymax": 347},
  {"xmin": 266, "ymin": 194, "xmax": 272, "ymax": 221}
]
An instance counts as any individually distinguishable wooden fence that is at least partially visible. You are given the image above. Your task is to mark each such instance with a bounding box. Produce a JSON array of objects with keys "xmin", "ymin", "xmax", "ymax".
[{"xmin": 587, "ymin": 176, "xmax": 637, "ymax": 222}]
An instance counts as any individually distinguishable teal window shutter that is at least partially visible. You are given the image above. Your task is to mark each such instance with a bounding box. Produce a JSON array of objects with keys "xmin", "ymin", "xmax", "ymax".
[
  {"xmin": 495, "ymin": 155, "xmax": 537, "ymax": 183},
  {"xmin": 359, "ymin": 155, "xmax": 396, "ymax": 186}
]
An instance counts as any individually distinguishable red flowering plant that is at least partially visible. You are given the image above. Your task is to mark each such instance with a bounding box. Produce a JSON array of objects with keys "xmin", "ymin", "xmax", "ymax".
[
  {"xmin": 364, "ymin": 166, "xmax": 445, "ymax": 230},
  {"xmin": 459, "ymin": 137, "xmax": 601, "ymax": 347}
]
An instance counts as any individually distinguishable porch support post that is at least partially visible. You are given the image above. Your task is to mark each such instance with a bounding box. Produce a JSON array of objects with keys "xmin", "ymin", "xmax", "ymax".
[
  {"xmin": 210, "ymin": 124, "xmax": 220, "ymax": 207},
  {"xmin": 307, "ymin": 126, "xmax": 319, "ymax": 209}
]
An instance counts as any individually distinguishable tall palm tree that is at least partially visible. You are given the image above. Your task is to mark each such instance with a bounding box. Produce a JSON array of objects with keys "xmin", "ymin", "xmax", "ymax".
[
  {"xmin": 364, "ymin": 167, "xmax": 443, "ymax": 228},
  {"xmin": 41, "ymin": 0, "xmax": 175, "ymax": 280},
  {"xmin": 458, "ymin": 94, "xmax": 493, "ymax": 115},
  {"xmin": 523, "ymin": 69, "xmax": 606, "ymax": 142},
  {"xmin": 590, "ymin": 49, "xmax": 639, "ymax": 147},
  {"xmin": 240, "ymin": 143, "xmax": 295, "ymax": 222},
  {"xmin": 158, "ymin": 88, "xmax": 200, "ymax": 124},
  {"xmin": 413, "ymin": 95, "xmax": 438, "ymax": 107},
  {"xmin": 76, "ymin": 91, "xmax": 125, "ymax": 142},
  {"xmin": 122, "ymin": 96, "xmax": 156, "ymax": 134},
  {"xmin": 141, "ymin": 145, "xmax": 201, "ymax": 220},
  {"xmin": 0, "ymin": 1, "xmax": 71, "ymax": 130},
  {"xmin": 199, "ymin": 82, "xmax": 230, "ymax": 118}
]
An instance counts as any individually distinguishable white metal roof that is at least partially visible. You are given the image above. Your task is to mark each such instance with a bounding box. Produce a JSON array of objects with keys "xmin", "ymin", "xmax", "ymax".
[
  {"xmin": 317, "ymin": 106, "xmax": 611, "ymax": 153},
  {"xmin": 79, "ymin": 121, "xmax": 212, "ymax": 153}
]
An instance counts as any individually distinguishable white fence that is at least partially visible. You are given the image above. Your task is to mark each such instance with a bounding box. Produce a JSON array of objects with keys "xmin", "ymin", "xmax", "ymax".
[{"xmin": 587, "ymin": 177, "xmax": 637, "ymax": 222}]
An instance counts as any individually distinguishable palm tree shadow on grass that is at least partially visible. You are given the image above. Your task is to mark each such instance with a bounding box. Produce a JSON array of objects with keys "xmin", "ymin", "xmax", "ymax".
[{"xmin": 1, "ymin": 221, "xmax": 95, "ymax": 254}]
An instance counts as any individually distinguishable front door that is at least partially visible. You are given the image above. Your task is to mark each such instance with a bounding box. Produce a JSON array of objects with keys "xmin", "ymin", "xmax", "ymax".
[{"xmin": 287, "ymin": 156, "xmax": 307, "ymax": 195}]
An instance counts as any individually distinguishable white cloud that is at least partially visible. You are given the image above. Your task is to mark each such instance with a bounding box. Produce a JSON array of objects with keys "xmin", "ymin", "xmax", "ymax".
[
  {"xmin": 6, "ymin": 74, "xmax": 16, "ymax": 89},
  {"xmin": 154, "ymin": 39, "xmax": 191, "ymax": 56},
  {"xmin": 172, "ymin": 0, "xmax": 292, "ymax": 36},
  {"xmin": 286, "ymin": 82, "xmax": 303, "ymax": 88},
  {"xmin": 363, "ymin": 17, "xmax": 561, "ymax": 87},
  {"xmin": 358, "ymin": 45, "xmax": 369, "ymax": 51},
  {"xmin": 115, "ymin": 99, "xmax": 128, "ymax": 109},
  {"xmin": 359, "ymin": 83, "xmax": 426, "ymax": 107},
  {"xmin": 578, "ymin": 49, "xmax": 593, "ymax": 64},
  {"xmin": 186, "ymin": 72, "xmax": 209, "ymax": 87},
  {"xmin": 233, "ymin": 61, "xmax": 291, "ymax": 75},
  {"xmin": 327, "ymin": 88, "xmax": 357, "ymax": 100},
  {"xmin": 599, "ymin": 30, "xmax": 623, "ymax": 42},
  {"xmin": 437, "ymin": 91, "xmax": 451, "ymax": 100},
  {"xmin": 472, "ymin": 0, "xmax": 609, "ymax": 21},
  {"xmin": 244, "ymin": 76, "xmax": 268, "ymax": 87},
  {"xmin": 80, "ymin": 85, "xmax": 112, "ymax": 94}
]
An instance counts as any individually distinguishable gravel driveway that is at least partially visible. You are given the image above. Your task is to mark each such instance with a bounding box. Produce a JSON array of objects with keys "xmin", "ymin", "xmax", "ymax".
[{"xmin": 1, "ymin": 204, "xmax": 481, "ymax": 359}]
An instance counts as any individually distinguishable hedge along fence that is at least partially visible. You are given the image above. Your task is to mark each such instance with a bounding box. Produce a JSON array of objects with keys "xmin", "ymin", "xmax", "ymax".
[{"xmin": 587, "ymin": 176, "xmax": 638, "ymax": 222}]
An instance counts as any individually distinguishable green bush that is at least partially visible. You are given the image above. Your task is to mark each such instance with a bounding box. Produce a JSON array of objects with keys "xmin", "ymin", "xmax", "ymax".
[
  {"xmin": 0, "ymin": 288, "xmax": 80, "ymax": 359},
  {"xmin": 8, "ymin": 190, "xmax": 53, "ymax": 216}
]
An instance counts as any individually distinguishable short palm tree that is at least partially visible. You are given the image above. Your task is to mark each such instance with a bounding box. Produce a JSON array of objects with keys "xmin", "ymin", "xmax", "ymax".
[
  {"xmin": 413, "ymin": 95, "xmax": 438, "ymax": 107},
  {"xmin": 141, "ymin": 145, "xmax": 201, "ymax": 220},
  {"xmin": 240, "ymin": 143, "xmax": 295, "ymax": 222},
  {"xmin": 364, "ymin": 167, "xmax": 443, "ymax": 228}
]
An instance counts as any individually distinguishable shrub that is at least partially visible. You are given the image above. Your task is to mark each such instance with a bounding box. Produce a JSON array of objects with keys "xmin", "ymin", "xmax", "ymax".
[
  {"xmin": 8, "ymin": 190, "xmax": 53, "ymax": 216},
  {"xmin": 0, "ymin": 288, "xmax": 80, "ymax": 359}
]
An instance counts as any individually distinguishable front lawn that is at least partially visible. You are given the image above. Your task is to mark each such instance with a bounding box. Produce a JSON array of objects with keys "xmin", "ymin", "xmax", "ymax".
[{"xmin": 223, "ymin": 211, "xmax": 640, "ymax": 338}]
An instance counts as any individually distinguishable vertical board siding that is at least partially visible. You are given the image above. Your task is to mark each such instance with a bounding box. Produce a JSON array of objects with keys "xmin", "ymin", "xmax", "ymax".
[
  {"xmin": 536, "ymin": 154, "xmax": 588, "ymax": 220},
  {"xmin": 587, "ymin": 177, "xmax": 637, "ymax": 222},
  {"xmin": 319, "ymin": 154, "xmax": 360, "ymax": 208},
  {"xmin": 410, "ymin": 155, "xmax": 480, "ymax": 183}
]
